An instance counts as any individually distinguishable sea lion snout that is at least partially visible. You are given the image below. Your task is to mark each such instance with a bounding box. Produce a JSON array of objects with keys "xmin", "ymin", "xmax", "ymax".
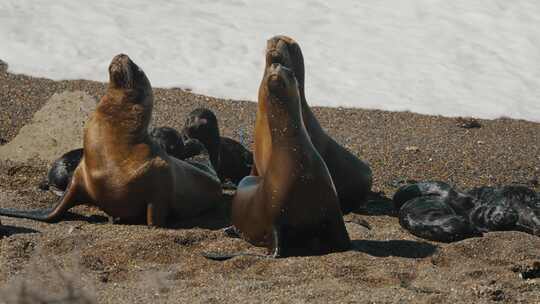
[
  {"xmin": 267, "ymin": 64, "xmax": 298, "ymax": 99},
  {"xmin": 266, "ymin": 36, "xmax": 297, "ymax": 66},
  {"xmin": 267, "ymin": 64, "xmax": 285, "ymax": 90},
  {"xmin": 109, "ymin": 54, "xmax": 133, "ymax": 88}
]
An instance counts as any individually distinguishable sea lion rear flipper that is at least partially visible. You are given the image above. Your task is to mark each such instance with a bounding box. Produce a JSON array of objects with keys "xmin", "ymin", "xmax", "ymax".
[
  {"xmin": 223, "ymin": 226, "xmax": 241, "ymax": 238},
  {"xmin": 201, "ymin": 252, "xmax": 240, "ymax": 261},
  {"xmin": 270, "ymin": 225, "xmax": 283, "ymax": 258},
  {"xmin": 0, "ymin": 178, "xmax": 80, "ymax": 222},
  {"xmin": 345, "ymin": 218, "xmax": 372, "ymax": 230}
]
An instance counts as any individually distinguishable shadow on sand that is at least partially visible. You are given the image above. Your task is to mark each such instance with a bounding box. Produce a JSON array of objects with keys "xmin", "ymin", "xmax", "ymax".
[
  {"xmin": 355, "ymin": 193, "xmax": 396, "ymax": 217},
  {"xmin": 169, "ymin": 192, "xmax": 233, "ymax": 230},
  {"xmin": 0, "ymin": 224, "xmax": 39, "ymax": 237},
  {"xmin": 352, "ymin": 239, "xmax": 438, "ymax": 258}
]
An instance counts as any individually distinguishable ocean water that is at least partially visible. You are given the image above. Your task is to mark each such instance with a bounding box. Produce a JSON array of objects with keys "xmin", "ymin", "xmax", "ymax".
[{"xmin": 1, "ymin": 0, "xmax": 539, "ymax": 122}]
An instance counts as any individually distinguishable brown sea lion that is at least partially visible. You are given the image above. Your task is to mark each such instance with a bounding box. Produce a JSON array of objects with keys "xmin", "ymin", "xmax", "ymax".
[
  {"xmin": 230, "ymin": 63, "xmax": 351, "ymax": 257},
  {"xmin": 39, "ymin": 126, "xmax": 189, "ymax": 196},
  {"xmin": 0, "ymin": 54, "xmax": 222, "ymax": 226},
  {"xmin": 258, "ymin": 35, "xmax": 373, "ymax": 214}
]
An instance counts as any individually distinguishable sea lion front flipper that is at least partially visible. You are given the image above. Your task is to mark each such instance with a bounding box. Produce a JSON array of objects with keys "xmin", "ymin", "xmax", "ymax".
[
  {"xmin": 270, "ymin": 225, "xmax": 284, "ymax": 258},
  {"xmin": 0, "ymin": 176, "xmax": 82, "ymax": 222},
  {"xmin": 201, "ymin": 252, "xmax": 240, "ymax": 261},
  {"xmin": 345, "ymin": 218, "xmax": 372, "ymax": 230},
  {"xmin": 223, "ymin": 226, "xmax": 241, "ymax": 238},
  {"xmin": 146, "ymin": 201, "xmax": 168, "ymax": 227},
  {"xmin": 200, "ymin": 251, "xmax": 270, "ymax": 261}
]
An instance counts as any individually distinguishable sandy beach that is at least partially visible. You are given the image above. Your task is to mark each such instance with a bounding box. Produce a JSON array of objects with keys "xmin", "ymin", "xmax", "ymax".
[{"xmin": 0, "ymin": 64, "xmax": 539, "ymax": 303}]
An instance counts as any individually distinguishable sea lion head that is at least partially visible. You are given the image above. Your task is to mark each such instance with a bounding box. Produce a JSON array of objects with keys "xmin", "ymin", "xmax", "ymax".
[
  {"xmin": 183, "ymin": 108, "xmax": 219, "ymax": 143},
  {"xmin": 265, "ymin": 63, "xmax": 299, "ymax": 102},
  {"xmin": 108, "ymin": 54, "xmax": 151, "ymax": 99},
  {"xmin": 149, "ymin": 127, "xmax": 185, "ymax": 158},
  {"xmin": 266, "ymin": 35, "xmax": 305, "ymax": 89}
]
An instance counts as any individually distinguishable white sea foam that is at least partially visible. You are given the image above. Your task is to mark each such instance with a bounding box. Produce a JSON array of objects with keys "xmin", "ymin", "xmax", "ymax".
[{"xmin": 1, "ymin": 1, "xmax": 539, "ymax": 121}]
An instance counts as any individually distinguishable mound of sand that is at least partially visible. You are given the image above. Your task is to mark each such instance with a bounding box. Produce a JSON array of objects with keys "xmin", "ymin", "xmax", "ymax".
[{"xmin": 0, "ymin": 91, "xmax": 96, "ymax": 162}]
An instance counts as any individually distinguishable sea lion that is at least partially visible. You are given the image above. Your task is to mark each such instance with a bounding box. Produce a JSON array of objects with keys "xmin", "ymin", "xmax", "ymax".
[
  {"xmin": 40, "ymin": 126, "xmax": 188, "ymax": 195},
  {"xmin": 393, "ymin": 181, "xmax": 479, "ymax": 242},
  {"xmin": 0, "ymin": 54, "xmax": 222, "ymax": 226},
  {"xmin": 393, "ymin": 181, "xmax": 475, "ymax": 215},
  {"xmin": 467, "ymin": 185, "xmax": 540, "ymax": 236},
  {"xmin": 182, "ymin": 108, "xmax": 253, "ymax": 184},
  {"xmin": 229, "ymin": 63, "xmax": 351, "ymax": 257},
  {"xmin": 149, "ymin": 126, "xmax": 186, "ymax": 158},
  {"xmin": 41, "ymin": 148, "xmax": 84, "ymax": 196},
  {"xmin": 399, "ymin": 197, "xmax": 480, "ymax": 242},
  {"xmin": 261, "ymin": 35, "xmax": 372, "ymax": 214},
  {"xmin": 395, "ymin": 181, "xmax": 540, "ymax": 242}
]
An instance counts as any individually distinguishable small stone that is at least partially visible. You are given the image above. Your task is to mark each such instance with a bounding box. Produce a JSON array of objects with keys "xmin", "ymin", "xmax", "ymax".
[
  {"xmin": 456, "ymin": 117, "xmax": 482, "ymax": 129},
  {"xmin": 405, "ymin": 146, "xmax": 420, "ymax": 152}
]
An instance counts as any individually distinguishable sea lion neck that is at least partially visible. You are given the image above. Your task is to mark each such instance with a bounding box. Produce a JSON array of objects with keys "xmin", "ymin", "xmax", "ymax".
[
  {"xmin": 95, "ymin": 88, "xmax": 153, "ymax": 143},
  {"xmin": 264, "ymin": 91, "xmax": 307, "ymax": 144}
]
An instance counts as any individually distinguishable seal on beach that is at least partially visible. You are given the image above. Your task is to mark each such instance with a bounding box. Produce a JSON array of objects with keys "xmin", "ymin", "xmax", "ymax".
[
  {"xmin": 399, "ymin": 197, "xmax": 479, "ymax": 242},
  {"xmin": 40, "ymin": 126, "xmax": 187, "ymax": 195},
  {"xmin": 393, "ymin": 181, "xmax": 475, "ymax": 215},
  {"xmin": 0, "ymin": 54, "xmax": 222, "ymax": 226},
  {"xmin": 467, "ymin": 185, "xmax": 540, "ymax": 236},
  {"xmin": 394, "ymin": 181, "xmax": 540, "ymax": 242},
  {"xmin": 40, "ymin": 148, "xmax": 84, "ymax": 196},
  {"xmin": 394, "ymin": 181, "xmax": 479, "ymax": 242},
  {"xmin": 149, "ymin": 126, "xmax": 186, "ymax": 159},
  {"xmin": 261, "ymin": 35, "xmax": 372, "ymax": 214},
  {"xmin": 182, "ymin": 108, "xmax": 253, "ymax": 184},
  {"xmin": 229, "ymin": 63, "xmax": 351, "ymax": 257}
]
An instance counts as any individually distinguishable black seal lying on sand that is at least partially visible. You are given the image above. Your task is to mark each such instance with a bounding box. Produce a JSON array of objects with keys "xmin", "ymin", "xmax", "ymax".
[
  {"xmin": 394, "ymin": 181, "xmax": 540, "ymax": 242},
  {"xmin": 182, "ymin": 108, "xmax": 253, "ymax": 185}
]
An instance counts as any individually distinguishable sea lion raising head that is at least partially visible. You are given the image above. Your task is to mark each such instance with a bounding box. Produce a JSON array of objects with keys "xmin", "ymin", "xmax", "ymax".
[
  {"xmin": 0, "ymin": 54, "xmax": 222, "ymax": 226},
  {"xmin": 230, "ymin": 63, "xmax": 351, "ymax": 257},
  {"xmin": 41, "ymin": 126, "xmax": 186, "ymax": 196},
  {"xmin": 261, "ymin": 35, "xmax": 373, "ymax": 214}
]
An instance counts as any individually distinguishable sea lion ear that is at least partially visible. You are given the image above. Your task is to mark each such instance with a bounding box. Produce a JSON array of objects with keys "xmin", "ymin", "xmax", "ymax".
[{"xmin": 286, "ymin": 41, "xmax": 305, "ymax": 87}]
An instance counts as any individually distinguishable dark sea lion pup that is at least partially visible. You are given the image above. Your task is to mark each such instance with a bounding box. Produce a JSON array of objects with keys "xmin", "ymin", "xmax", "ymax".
[
  {"xmin": 468, "ymin": 185, "xmax": 540, "ymax": 236},
  {"xmin": 40, "ymin": 148, "xmax": 84, "ymax": 196},
  {"xmin": 393, "ymin": 181, "xmax": 475, "ymax": 214},
  {"xmin": 262, "ymin": 35, "xmax": 372, "ymax": 214},
  {"xmin": 209, "ymin": 63, "xmax": 350, "ymax": 259},
  {"xmin": 0, "ymin": 54, "xmax": 222, "ymax": 226},
  {"xmin": 40, "ymin": 126, "xmax": 187, "ymax": 195},
  {"xmin": 182, "ymin": 108, "xmax": 253, "ymax": 184},
  {"xmin": 394, "ymin": 181, "xmax": 479, "ymax": 242},
  {"xmin": 149, "ymin": 126, "xmax": 186, "ymax": 158},
  {"xmin": 399, "ymin": 197, "xmax": 480, "ymax": 242}
]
